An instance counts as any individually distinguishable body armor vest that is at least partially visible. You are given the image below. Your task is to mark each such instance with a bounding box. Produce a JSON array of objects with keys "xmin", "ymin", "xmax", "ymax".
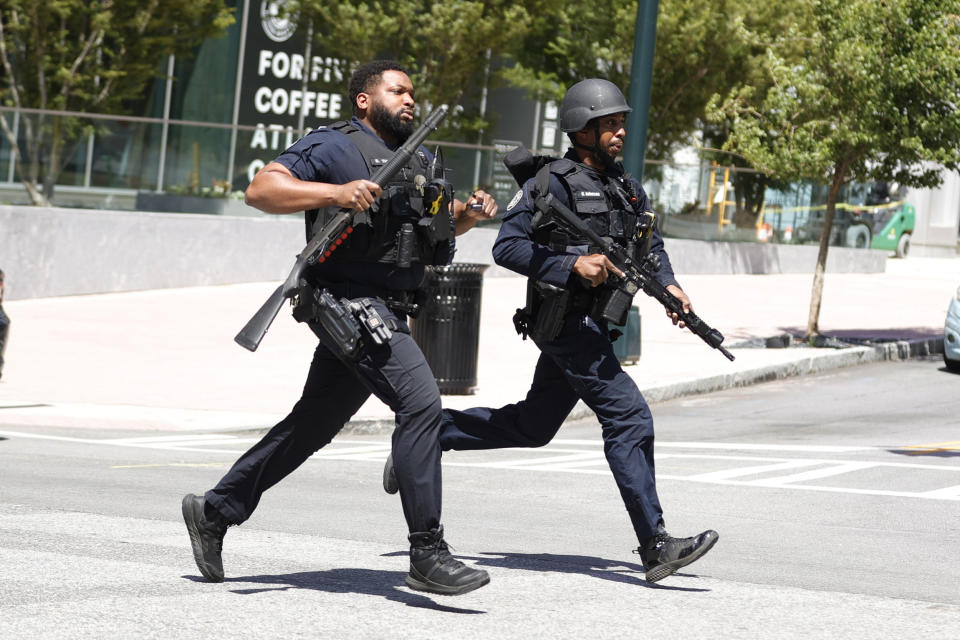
[
  {"xmin": 305, "ymin": 121, "xmax": 451, "ymax": 267},
  {"xmin": 514, "ymin": 157, "xmax": 656, "ymax": 340},
  {"xmin": 532, "ymin": 158, "xmax": 651, "ymax": 263}
]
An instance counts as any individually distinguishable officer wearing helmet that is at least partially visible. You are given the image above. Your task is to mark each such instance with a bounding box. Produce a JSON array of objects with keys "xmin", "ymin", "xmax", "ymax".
[{"xmin": 382, "ymin": 78, "xmax": 718, "ymax": 583}]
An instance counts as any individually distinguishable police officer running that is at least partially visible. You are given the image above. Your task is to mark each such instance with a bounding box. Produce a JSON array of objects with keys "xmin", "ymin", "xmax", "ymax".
[
  {"xmin": 181, "ymin": 60, "xmax": 497, "ymax": 596},
  {"xmin": 384, "ymin": 78, "xmax": 718, "ymax": 583}
]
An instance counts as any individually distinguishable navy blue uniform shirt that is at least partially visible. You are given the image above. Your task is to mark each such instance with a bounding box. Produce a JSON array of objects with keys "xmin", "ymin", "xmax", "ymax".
[
  {"xmin": 492, "ymin": 149, "xmax": 680, "ymax": 291},
  {"xmin": 274, "ymin": 117, "xmax": 436, "ymax": 292}
]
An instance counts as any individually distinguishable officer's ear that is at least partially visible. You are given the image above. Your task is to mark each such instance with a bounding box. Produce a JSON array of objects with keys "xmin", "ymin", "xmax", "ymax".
[
  {"xmin": 355, "ymin": 91, "xmax": 371, "ymax": 114},
  {"xmin": 572, "ymin": 126, "xmax": 593, "ymax": 145}
]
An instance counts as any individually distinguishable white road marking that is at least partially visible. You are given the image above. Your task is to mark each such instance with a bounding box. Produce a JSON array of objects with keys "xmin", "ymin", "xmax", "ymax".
[
  {"xmin": 478, "ymin": 452, "xmax": 604, "ymax": 469},
  {"xmin": 920, "ymin": 485, "xmax": 960, "ymax": 499},
  {"xmin": 686, "ymin": 460, "xmax": 820, "ymax": 482},
  {"xmin": 665, "ymin": 442, "xmax": 876, "ymax": 453},
  {"xmin": 755, "ymin": 461, "xmax": 878, "ymax": 485},
  {"xmin": 103, "ymin": 434, "xmax": 244, "ymax": 443},
  {"xmin": 2, "ymin": 430, "xmax": 959, "ymax": 501}
]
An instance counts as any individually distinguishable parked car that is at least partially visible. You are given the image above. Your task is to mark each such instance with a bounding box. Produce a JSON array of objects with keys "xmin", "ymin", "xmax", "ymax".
[{"xmin": 945, "ymin": 285, "xmax": 960, "ymax": 372}]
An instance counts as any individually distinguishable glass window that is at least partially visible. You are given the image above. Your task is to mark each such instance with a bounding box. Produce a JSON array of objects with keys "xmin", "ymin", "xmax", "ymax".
[
  {"xmin": 55, "ymin": 120, "xmax": 93, "ymax": 188},
  {"xmin": 90, "ymin": 120, "xmax": 163, "ymax": 190},
  {"xmin": 163, "ymin": 123, "xmax": 231, "ymax": 194},
  {"xmin": 169, "ymin": 8, "xmax": 242, "ymax": 125}
]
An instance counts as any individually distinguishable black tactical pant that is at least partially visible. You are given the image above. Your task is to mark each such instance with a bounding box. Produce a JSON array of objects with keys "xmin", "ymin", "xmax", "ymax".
[
  {"xmin": 441, "ymin": 312, "xmax": 665, "ymax": 543},
  {"xmin": 206, "ymin": 300, "xmax": 443, "ymax": 534}
]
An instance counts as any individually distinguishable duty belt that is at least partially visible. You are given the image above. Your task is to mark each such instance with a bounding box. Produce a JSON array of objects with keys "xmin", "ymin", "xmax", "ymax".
[{"xmin": 312, "ymin": 281, "xmax": 421, "ymax": 316}]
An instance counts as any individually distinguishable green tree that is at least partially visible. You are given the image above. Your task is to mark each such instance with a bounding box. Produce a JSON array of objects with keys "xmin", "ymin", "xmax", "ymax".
[
  {"xmin": 708, "ymin": 0, "xmax": 960, "ymax": 337},
  {"xmin": 0, "ymin": 0, "xmax": 234, "ymax": 206},
  {"xmin": 293, "ymin": 0, "xmax": 531, "ymax": 140},
  {"xmin": 699, "ymin": 0, "xmax": 810, "ymax": 227},
  {"xmin": 503, "ymin": 0, "xmax": 798, "ymax": 163}
]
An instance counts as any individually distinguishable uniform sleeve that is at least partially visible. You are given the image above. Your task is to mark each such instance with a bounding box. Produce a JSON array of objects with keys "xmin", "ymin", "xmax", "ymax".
[
  {"xmin": 492, "ymin": 177, "xmax": 579, "ymax": 288},
  {"xmin": 274, "ymin": 131, "xmax": 367, "ymax": 184}
]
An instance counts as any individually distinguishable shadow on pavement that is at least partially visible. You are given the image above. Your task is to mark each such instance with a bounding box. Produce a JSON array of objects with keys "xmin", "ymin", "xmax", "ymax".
[
  {"xmin": 887, "ymin": 447, "xmax": 960, "ymax": 458},
  {"xmin": 732, "ymin": 326, "xmax": 944, "ymax": 349},
  {"xmin": 184, "ymin": 569, "xmax": 486, "ymax": 614},
  {"xmin": 777, "ymin": 327, "xmax": 943, "ymax": 341},
  {"xmin": 404, "ymin": 550, "xmax": 711, "ymax": 592}
]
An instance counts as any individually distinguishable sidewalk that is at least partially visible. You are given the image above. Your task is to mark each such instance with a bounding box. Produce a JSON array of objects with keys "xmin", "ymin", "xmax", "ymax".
[{"xmin": 0, "ymin": 256, "xmax": 957, "ymax": 433}]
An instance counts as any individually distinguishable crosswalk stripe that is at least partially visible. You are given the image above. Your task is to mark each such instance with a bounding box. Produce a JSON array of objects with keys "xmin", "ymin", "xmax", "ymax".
[
  {"xmin": 754, "ymin": 462, "xmax": 878, "ymax": 485},
  {"xmin": 686, "ymin": 459, "xmax": 819, "ymax": 482},
  {"xmin": 919, "ymin": 484, "xmax": 960, "ymax": 499},
  {"xmin": 3, "ymin": 429, "xmax": 959, "ymax": 501},
  {"xmin": 478, "ymin": 452, "xmax": 604, "ymax": 469}
]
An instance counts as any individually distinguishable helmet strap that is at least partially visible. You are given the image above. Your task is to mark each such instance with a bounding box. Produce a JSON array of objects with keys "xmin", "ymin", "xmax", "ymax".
[{"xmin": 572, "ymin": 120, "xmax": 614, "ymax": 168}]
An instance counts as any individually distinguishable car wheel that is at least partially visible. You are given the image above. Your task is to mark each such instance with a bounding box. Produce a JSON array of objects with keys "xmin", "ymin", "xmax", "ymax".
[
  {"xmin": 896, "ymin": 233, "xmax": 911, "ymax": 258},
  {"xmin": 946, "ymin": 353, "xmax": 960, "ymax": 373}
]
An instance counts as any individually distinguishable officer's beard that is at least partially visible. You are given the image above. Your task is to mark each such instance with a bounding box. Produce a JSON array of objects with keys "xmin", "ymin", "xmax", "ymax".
[
  {"xmin": 591, "ymin": 146, "xmax": 618, "ymax": 169},
  {"xmin": 369, "ymin": 101, "xmax": 415, "ymax": 143},
  {"xmin": 574, "ymin": 137, "xmax": 618, "ymax": 169}
]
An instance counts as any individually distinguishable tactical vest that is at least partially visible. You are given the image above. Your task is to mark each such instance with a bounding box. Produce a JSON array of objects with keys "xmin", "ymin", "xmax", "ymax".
[
  {"xmin": 511, "ymin": 156, "xmax": 657, "ymax": 341},
  {"xmin": 531, "ymin": 158, "xmax": 652, "ymax": 263},
  {"xmin": 305, "ymin": 121, "xmax": 452, "ymax": 267}
]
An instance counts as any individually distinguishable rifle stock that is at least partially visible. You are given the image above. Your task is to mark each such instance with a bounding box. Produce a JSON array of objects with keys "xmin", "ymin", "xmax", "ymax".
[
  {"xmin": 234, "ymin": 105, "xmax": 449, "ymax": 351},
  {"xmin": 540, "ymin": 193, "xmax": 735, "ymax": 361},
  {"xmin": 234, "ymin": 285, "xmax": 285, "ymax": 351}
]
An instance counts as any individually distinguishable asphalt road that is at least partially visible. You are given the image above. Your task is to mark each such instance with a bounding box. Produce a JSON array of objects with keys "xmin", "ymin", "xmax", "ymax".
[{"xmin": 1, "ymin": 359, "xmax": 958, "ymax": 639}]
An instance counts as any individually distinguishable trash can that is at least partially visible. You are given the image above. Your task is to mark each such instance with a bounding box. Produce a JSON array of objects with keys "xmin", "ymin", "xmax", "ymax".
[
  {"xmin": 610, "ymin": 306, "xmax": 641, "ymax": 365},
  {"xmin": 410, "ymin": 263, "xmax": 489, "ymax": 394}
]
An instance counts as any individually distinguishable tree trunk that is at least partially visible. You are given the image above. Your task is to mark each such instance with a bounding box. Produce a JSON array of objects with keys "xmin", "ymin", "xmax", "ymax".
[
  {"xmin": 42, "ymin": 115, "xmax": 63, "ymax": 203},
  {"xmin": 22, "ymin": 180, "xmax": 50, "ymax": 206},
  {"xmin": 732, "ymin": 171, "xmax": 767, "ymax": 229},
  {"xmin": 805, "ymin": 165, "xmax": 848, "ymax": 339},
  {"xmin": 0, "ymin": 113, "xmax": 50, "ymax": 206}
]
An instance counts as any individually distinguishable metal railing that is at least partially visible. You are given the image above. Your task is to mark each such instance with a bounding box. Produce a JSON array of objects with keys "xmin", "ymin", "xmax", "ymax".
[{"xmin": 0, "ymin": 105, "xmax": 887, "ymax": 249}]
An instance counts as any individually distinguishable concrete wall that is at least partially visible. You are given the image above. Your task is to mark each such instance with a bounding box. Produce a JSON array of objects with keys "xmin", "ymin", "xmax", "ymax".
[
  {"xmin": 0, "ymin": 205, "xmax": 885, "ymax": 301},
  {"xmin": 0, "ymin": 206, "xmax": 304, "ymax": 300}
]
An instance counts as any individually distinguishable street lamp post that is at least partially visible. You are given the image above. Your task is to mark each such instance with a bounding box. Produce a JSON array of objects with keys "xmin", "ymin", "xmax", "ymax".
[{"xmin": 623, "ymin": 0, "xmax": 660, "ymax": 184}]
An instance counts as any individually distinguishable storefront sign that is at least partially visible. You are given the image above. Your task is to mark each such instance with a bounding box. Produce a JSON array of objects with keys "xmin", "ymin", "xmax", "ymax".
[{"xmin": 234, "ymin": 0, "xmax": 348, "ymax": 185}]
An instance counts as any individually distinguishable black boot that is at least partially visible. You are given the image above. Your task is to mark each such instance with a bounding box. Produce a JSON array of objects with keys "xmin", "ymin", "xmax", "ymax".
[
  {"xmin": 636, "ymin": 529, "xmax": 719, "ymax": 583},
  {"xmin": 383, "ymin": 453, "xmax": 398, "ymax": 495},
  {"xmin": 406, "ymin": 526, "xmax": 490, "ymax": 595},
  {"xmin": 181, "ymin": 493, "xmax": 229, "ymax": 582}
]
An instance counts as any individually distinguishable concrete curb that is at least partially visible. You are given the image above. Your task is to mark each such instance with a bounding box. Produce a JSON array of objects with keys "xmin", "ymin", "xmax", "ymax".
[{"xmin": 339, "ymin": 336, "xmax": 945, "ymax": 434}]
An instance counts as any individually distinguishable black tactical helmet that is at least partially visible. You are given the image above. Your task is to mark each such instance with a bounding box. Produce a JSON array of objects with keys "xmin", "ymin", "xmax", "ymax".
[{"xmin": 559, "ymin": 78, "xmax": 632, "ymax": 132}]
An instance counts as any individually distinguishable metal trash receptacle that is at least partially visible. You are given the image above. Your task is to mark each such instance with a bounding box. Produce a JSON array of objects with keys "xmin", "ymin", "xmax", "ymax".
[{"xmin": 410, "ymin": 263, "xmax": 488, "ymax": 394}]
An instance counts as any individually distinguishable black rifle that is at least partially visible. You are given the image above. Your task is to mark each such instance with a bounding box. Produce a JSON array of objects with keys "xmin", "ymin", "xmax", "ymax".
[
  {"xmin": 234, "ymin": 105, "xmax": 449, "ymax": 351},
  {"xmin": 537, "ymin": 192, "xmax": 736, "ymax": 361}
]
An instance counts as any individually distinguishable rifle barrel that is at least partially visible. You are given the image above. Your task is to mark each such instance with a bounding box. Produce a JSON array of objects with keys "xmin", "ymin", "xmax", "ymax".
[{"xmin": 540, "ymin": 194, "xmax": 735, "ymax": 361}]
